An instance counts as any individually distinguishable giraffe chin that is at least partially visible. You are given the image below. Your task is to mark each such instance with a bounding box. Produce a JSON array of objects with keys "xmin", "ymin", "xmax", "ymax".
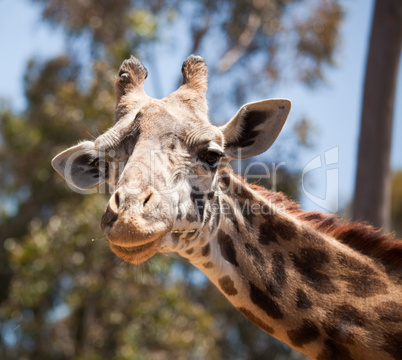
[{"xmin": 108, "ymin": 239, "xmax": 161, "ymax": 265}]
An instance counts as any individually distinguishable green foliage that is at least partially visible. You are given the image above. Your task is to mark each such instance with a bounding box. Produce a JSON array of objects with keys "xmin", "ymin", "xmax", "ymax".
[
  {"xmin": 34, "ymin": 0, "xmax": 343, "ymax": 100},
  {"xmin": 295, "ymin": 1, "xmax": 343, "ymax": 85}
]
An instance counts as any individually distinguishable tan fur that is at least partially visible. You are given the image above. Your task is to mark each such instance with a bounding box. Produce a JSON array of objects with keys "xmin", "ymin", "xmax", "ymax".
[
  {"xmin": 237, "ymin": 173, "xmax": 402, "ymax": 266},
  {"xmin": 52, "ymin": 56, "xmax": 402, "ymax": 360}
]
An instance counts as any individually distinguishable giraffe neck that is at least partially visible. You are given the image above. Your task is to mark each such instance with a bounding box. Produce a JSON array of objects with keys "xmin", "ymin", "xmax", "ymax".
[{"xmin": 178, "ymin": 172, "xmax": 402, "ymax": 360}]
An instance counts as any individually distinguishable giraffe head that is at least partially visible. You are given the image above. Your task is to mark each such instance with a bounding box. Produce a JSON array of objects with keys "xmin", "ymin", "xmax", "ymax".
[{"xmin": 52, "ymin": 55, "xmax": 291, "ymax": 264}]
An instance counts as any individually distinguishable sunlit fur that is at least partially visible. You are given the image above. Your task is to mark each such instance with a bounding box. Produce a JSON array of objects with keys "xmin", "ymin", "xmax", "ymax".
[{"xmin": 53, "ymin": 55, "xmax": 402, "ymax": 360}]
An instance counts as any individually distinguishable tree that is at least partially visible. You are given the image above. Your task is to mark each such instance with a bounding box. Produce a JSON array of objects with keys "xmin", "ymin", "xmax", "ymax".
[
  {"xmin": 33, "ymin": 0, "xmax": 343, "ymax": 107},
  {"xmin": 391, "ymin": 171, "xmax": 402, "ymax": 238},
  {"xmin": 352, "ymin": 0, "xmax": 402, "ymax": 231}
]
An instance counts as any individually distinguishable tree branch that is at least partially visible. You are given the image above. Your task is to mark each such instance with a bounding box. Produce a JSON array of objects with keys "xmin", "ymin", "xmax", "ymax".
[{"xmin": 217, "ymin": 13, "xmax": 261, "ymax": 72}]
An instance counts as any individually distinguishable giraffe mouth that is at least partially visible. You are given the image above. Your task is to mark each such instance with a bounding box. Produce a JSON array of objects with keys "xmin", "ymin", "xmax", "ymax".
[
  {"xmin": 170, "ymin": 229, "xmax": 196, "ymax": 234},
  {"xmin": 109, "ymin": 239, "xmax": 161, "ymax": 265}
]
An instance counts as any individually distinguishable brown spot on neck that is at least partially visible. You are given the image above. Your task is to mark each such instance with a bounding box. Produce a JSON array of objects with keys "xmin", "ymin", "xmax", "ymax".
[
  {"xmin": 248, "ymin": 281, "xmax": 284, "ymax": 320},
  {"xmin": 238, "ymin": 307, "xmax": 275, "ymax": 335},
  {"xmin": 287, "ymin": 319, "xmax": 320, "ymax": 348},
  {"xmin": 217, "ymin": 230, "xmax": 239, "ymax": 266},
  {"xmin": 218, "ymin": 276, "xmax": 238, "ymax": 296}
]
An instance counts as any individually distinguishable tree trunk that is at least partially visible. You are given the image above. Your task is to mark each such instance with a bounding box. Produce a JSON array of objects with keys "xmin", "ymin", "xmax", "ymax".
[{"xmin": 352, "ymin": 0, "xmax": 402, "ymax": 231}]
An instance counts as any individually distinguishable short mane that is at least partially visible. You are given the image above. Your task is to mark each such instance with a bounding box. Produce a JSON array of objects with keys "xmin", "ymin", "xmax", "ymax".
[{"xmin": 247, "ymin": 182, "xmax": 402, "ymax": 266}]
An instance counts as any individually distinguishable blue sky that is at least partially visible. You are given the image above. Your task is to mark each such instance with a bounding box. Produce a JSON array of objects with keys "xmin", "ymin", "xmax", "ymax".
[{"xmin": 0, "ymin": 0, "xmax": 401, "ymax": 214}]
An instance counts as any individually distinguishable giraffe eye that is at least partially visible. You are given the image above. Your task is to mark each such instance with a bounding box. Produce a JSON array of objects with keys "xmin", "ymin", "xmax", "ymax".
[
  {"xmin": 93, "ymin": 158, "xmax": 108, "ymax": 173},
  {"xmin": 203, "ymin": 151, "xmax": 222, "ymax": 169}
]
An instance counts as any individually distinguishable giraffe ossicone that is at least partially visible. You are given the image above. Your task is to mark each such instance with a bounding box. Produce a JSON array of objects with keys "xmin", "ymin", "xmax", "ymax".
[{"xmin": 52, "ymin": 55, "xmax": 402, "ymax": 360}]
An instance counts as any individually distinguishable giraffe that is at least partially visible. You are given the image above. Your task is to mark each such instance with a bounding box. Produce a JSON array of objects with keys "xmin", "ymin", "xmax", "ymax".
[{"xmin": 52, "ymin": 55, "xmax": 402, "ymax": 360}]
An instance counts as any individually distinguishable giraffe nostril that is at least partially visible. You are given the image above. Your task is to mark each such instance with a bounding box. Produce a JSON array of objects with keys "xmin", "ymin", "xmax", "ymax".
[
  {"xmin": 143, "ymin": 193, "xmax": 152, "ymax": 207},
  {"xmin": 115, "ymin": 192, "xmax": 120, "ymax": 208},
  {"xmin": 102, "ymin": 205, "xmax": 118, "ymax": 230}
]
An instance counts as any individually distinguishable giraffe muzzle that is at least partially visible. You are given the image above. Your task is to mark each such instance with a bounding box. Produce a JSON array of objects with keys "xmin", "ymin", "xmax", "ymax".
[{"xmin": 101, "ymin": 186, "xmax": 173, "ymax": 262}]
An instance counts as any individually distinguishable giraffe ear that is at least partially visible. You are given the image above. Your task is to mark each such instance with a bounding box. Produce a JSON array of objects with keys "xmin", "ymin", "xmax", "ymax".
[
  {"xmin": 51, "ymin": 141, "xmax": 106, "ymax": 190},
  {"xmin": 220, "ymin": 99, "xmax": 291, "ymax": 159}
]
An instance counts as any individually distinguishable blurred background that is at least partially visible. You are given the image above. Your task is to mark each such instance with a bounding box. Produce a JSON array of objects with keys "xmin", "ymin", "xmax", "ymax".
[{"xmin": 0, "ymin": 0, "xmax": 401, "ymax": 359}]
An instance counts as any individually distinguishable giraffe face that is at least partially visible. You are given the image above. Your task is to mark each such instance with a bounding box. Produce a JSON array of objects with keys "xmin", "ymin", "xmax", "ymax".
[
  {"xmin": 96, "ymin": 102, "xmax": 226, "ymax": 264},
  {"xmin": 52, "ymin": 56, "xmax": 291, "ymax": 265}
]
